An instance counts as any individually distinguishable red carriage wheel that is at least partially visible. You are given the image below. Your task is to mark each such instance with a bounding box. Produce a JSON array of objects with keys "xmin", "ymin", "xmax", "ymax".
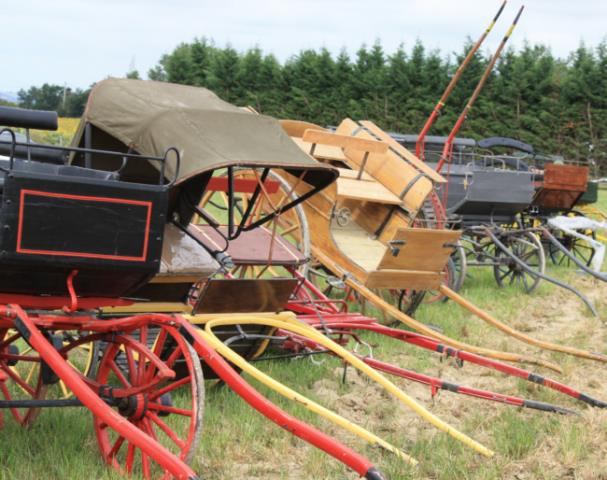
[
  {"xmin": 93, "ymin": 323, "xmax": 204, "ymax": 479},
  {"xmin": 0, "ymin": 329, "xmax": 48, "ymax": 427}
]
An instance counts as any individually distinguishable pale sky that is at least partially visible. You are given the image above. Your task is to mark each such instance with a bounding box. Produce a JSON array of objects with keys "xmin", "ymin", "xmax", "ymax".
[{"xmin": 2, "ymin": 0, "xmax": 606, "ymax": 92}]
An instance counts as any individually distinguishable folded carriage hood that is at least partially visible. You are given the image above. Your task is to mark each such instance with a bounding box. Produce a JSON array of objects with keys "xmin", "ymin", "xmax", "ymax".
[{"xmin": 71, "ymin": 78, "xmax": 337, "ymax": 190}]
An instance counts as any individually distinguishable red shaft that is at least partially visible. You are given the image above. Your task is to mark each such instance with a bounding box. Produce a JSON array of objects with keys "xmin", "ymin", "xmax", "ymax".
[
  {"xmin": 180, "ymin": 320, "xmax": 380, "ymax": 478},
  {"xmin": 416, "ymin": 0, "xmax": 507, "ymax": 159}
]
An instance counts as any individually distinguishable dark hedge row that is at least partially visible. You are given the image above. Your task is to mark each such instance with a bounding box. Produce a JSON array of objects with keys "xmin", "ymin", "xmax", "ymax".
[{"xmin": 17, "ymin": 38, "xmax": 607, "ymax": 174}]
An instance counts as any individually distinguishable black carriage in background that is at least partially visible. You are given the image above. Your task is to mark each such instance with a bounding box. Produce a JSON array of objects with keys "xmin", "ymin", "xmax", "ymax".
[{"xmin": 391, "ymin": 133, "xmax": 543, "ymax": 294}]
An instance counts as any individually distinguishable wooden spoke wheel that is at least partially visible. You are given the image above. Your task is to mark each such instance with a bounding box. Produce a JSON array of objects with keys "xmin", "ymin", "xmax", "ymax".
[
  {"xmin": 493, "ymin": 231, "xmax": 546, "ymax": 293},
  {"xmin": 547, "ymin": 212, "xmax": 596, "ymax": 268},
  {"xmin": 450, "ymin": 242, "xmax": 467, "ymax": 292},
  {"xmin": 0, "ymin": 329, "xmax": 48, "ymax": 427},
  {"xmin": 0, "ymin": 328, "xmax": 97, "ymax": 428},
  {"xmin": 93, "ymin": 322, "xmax": 204, "ymax": 479}
]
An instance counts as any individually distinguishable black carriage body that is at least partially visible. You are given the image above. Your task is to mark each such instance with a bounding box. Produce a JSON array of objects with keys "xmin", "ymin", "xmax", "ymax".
[
  {"xmin": 0, "ymin": 166, "xmax": 167, "ymax": 297},
  {"xmin": 431, "ymin": 164, "xmax": 534, "ymax": 225}
]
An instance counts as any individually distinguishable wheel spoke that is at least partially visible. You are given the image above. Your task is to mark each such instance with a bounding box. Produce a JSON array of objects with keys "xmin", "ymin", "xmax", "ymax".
[
  {"xmin": 148, "ymin": 402, "xmax": 193, "ymax": 417},
  {"xmin": 109, "ymin": 435, "xmax": 126, "ymax": 458},
  {"xmin": 125, "ymin": 347, "xmax": 137, "ymax": 385},
  {"xmin": 141, "ymin": 447, "xmax": 151, "ymax": 480},
  {"xmin": 109, "ymin": 360, "xmax": 131, "ymax": 388},
  {"xmin": 148, "ymin": 412, "xmax": 187, "ymax": 450},
  {"xmin": 164, "ymin": 345, "xmax": 183, "ymax": 369},
  {"xmin": 150, "ymin": 376, "xmax": 191, "ymax": 401},
  {"xmin": 125, "ymin": 442, "xmax": 136, "ymax": 474},
  {"xmin": 498, "ymin": 268, "xmax": 514, "ymax": 282}
]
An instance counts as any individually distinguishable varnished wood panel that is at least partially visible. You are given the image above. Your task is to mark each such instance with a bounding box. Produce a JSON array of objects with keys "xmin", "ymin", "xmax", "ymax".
[
  {"xmin": 336, "ymin": 177, "xmax": 403, "ymax": 205},
  {"xmin": 335, "ymin": 118, "xmax": 433, "ymax": 214},
  {"xmin": 358, "ymin": 120, "xmax": 446, "ymax": 184},
  {"xmin": 194, "ymin": 278, "xmax": 299, "ymax": 314},
  {"xmin": 377, "ymin": 228, "xmax": 460, "ymax": 272},
  {"xmin": 365, "ymin": 270, "xmax": 443, "ymax": 290}
]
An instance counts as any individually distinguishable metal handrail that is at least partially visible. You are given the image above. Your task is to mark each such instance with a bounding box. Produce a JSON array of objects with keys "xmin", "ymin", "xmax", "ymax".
[{"xmin": 0, "ymin": 135, "xmax": 180, "ymax": 187}]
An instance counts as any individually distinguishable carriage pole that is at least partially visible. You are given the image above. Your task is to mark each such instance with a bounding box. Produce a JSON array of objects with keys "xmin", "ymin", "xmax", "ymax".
[
  {"xmin": 416, "ymin": 0, "xmax": 507, "ymax": 159},
  {"xmin": 436, "ymin": 5, "xmax": 525, "ymax": 173}
]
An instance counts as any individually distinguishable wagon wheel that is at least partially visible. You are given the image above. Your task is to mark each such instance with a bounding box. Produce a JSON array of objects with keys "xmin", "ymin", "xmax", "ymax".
[
  {"xmin": 464, "ymin": 232, "xmax": 495, "ymax": 266},
  {"xmin": 93, "ymin": 322, "xmax": 204, "ymax": 479},
  {"xmin": 493, "ymin": 231, "xmax": 545, "ymax": 293},
  {"xmin": 0, "ymin": 329, "xmax": 48, "ymax": 427},
  {"xmin": 450, "ymin": 242, "xmax": 467, "ymax": 292},
  {"xmin": 547, "ymin": 211, "xmax": 596, "ymax": 267},
  {"xmin": 418, "ymin": 256, "xmax": 457, "ymax": 305}
]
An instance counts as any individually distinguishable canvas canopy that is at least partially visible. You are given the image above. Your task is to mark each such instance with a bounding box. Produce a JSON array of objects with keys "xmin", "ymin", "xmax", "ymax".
[{"xmin": 71, "ymin": 78, "xmax": 336, "ymax": 190}]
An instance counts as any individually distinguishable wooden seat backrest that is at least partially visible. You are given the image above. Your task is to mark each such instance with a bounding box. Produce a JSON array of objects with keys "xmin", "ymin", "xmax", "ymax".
[
  {"xmin": 542, "ymin": 164, "xmax": 588, "ymax": 192},
  {"xmin": 334, "ymin": 119, "xmax": 434, "ymax": 214}
]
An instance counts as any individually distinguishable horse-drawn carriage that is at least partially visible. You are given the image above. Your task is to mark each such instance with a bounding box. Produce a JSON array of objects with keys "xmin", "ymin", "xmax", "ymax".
[
  {"xmin": 278, "ymin": 118, "xmax": 605, "ymax": 364},
  {"xmin": 0, "ymin": 80, "xmax": 400, "ymax": 480},
  {"xmin": 1, "ymin": 78, "xmax": 606, "ymax": 480},
  {"xmin": 397, "ymin": 133, "xmax": 604, "ymax": 310}
]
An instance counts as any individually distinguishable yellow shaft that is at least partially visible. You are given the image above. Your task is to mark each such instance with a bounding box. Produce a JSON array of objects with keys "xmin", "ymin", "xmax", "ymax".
[
  {"xmin": 191, "ymin": 315, "xmax": 494, "ymax": 458},
  {"xmin": 197, "ymin": 327, "xmax": 418, "ymax": 466},
  {"xmin": 440, "ymin": 285, "xmax": 607, "ymax": 363}
]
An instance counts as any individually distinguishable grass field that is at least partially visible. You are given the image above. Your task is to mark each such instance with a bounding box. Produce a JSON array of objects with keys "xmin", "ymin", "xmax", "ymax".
[{"xmin": 0, "ymin": 192, "xmax": 606, "ymax": 477}]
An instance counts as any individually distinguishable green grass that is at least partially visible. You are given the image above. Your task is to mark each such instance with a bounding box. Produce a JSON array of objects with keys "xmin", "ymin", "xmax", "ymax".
[{"xmin": 1, "ymin": 193, "xmax": 606, "ymax": 480}]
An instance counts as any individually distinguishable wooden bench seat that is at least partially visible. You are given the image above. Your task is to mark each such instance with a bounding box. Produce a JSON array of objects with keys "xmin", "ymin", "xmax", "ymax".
[{"xmin": 336, "ymin": 176, "xmax": 402, "ymax": 205}]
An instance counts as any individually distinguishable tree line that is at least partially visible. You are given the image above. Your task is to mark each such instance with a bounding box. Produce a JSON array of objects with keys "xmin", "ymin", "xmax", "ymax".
[{"xmin": 14, "ymin": 38, "xmax": 607, "ymax": 174}]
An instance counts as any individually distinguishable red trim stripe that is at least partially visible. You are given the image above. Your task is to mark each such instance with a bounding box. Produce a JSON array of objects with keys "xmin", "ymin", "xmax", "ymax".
[{"xmin": 16, "ymin": 189, "xmax": 153, "ymax": 262}]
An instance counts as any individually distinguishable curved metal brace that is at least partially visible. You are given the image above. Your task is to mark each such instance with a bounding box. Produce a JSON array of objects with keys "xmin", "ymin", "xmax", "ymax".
[
  {"xmin": 540, "ymin": 226, "xmax": 606, "ymax": 282},
  {"xmin": 484, "ymin": 227, "xmax": 598, "ymax": 317}
]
